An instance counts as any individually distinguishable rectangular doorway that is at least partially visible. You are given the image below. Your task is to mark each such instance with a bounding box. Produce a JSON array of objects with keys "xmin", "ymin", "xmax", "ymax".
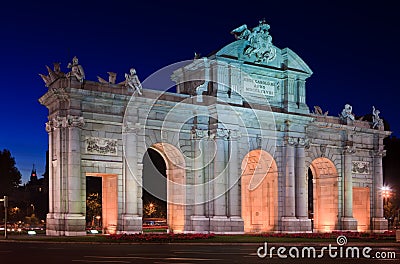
[{"xmin": 86, "ymin": 173, "xmax": 118, "ymax": 234}]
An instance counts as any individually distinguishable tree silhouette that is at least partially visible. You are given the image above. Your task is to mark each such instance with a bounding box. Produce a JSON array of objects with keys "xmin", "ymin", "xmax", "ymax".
[
  {"xmin": 86, "ymin": 193, "xmax": 102, "ymax": 227},
  {"xmin": 144, "ymin": 202, "xmax": 157, "ymax": 217},
  {"xmin": 0, "ymin": 149, "xmax": 22, "ymax": 196}
]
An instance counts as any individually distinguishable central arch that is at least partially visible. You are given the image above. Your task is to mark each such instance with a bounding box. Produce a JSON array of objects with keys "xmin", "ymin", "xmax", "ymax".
[
  {"xmin": 309, "ymin": 157, "xmax": 339, "ymax": 232},
  {"xmin": 241, "ymin": 150, "xmax": 278, "ymax": 232},
  {"xmin": 143, "ymin": 142, "xmax": 186, "ymax": 233}
]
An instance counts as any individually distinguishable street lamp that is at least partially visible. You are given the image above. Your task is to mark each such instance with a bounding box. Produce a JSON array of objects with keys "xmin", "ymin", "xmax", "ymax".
[
  {"xmin": 149, "ymin": 203, "xmax": 154, "ymax": 217},
  {"xmin": 381, "ymin": 186, "xmax": 393, "ymax": 228},
  {"xmin": 95, "ymin": 215, "xmax": 101, "ymax": 227},
  {"xmin": 382, "ymin": 186, "xmax": 392, "ymax": 204}
]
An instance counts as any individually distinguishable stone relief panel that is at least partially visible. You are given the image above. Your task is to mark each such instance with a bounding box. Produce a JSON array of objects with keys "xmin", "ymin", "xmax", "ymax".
[
  {"xmin": 85, "ymin": 137, "xmax": 118, "ymax": 156},
  {"xmin": 352, "ymin": 161, "xmax": 369, "ymax": 174}
]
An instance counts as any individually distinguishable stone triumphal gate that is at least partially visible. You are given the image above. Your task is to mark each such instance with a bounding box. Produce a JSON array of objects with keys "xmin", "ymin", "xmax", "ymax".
[{"xmin": 40, "ymin": 21, "xmax": 390, "ymax": 236}]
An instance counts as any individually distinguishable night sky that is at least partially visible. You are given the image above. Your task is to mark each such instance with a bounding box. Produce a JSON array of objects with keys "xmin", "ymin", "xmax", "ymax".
[{"xmin": 1, "ymin": 1, "xmax": 399, "ymax": 183}]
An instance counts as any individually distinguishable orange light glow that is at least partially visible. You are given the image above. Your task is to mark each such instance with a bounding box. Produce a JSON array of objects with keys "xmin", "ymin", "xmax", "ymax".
[{"xmin": 241, "ymin": 150, "xmax": 278, "ymax": 233}]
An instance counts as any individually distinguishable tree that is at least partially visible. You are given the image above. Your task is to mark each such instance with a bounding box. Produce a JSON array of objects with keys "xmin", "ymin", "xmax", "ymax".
[
  {"xmin": 0, "ymin": 149, "xmax": 22, "ymax": 196},
  {"xmin": 144, "ymin": 202, "xmax": 157, "ymax": 218},
  {"xmin": 86, "ymin": 193, "xmax": 102, "ymax": 227}
]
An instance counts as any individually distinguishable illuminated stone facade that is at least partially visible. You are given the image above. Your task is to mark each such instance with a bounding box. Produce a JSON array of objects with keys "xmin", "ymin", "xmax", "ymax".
[{"xmin": 39, "ymin": 21, "xmax": 390, "ymax": 236}]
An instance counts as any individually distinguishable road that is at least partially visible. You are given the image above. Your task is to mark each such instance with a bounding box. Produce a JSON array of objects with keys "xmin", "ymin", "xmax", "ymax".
[{"xmin": 0, "ymin": 241, "xmax": 398, "ymax": 264}]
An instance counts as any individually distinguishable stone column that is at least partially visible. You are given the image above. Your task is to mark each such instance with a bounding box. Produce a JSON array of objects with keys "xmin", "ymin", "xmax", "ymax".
[
  {"xmin": 209, "ymin": 128, "xmax": 230, "ymax": 233},
  {"xmin": 122, "ymin": 122, "xmax": 142, "ymax": 233},
  {"xmin": 372, "ymin": 150, "xmax": 388, "ymax": 232},
  {"xmin": 45, "ymin": 121, "xmax": 54, "ymax": 217},
  {"xmin": 282, "ymin": 136, "xmax": 298, "ymax": 231},
  {"xmin": 213, "ymin": 128, "xmax": 227, "ymax": 216},
  {"xmin": 342, "ymin": 146, "xmax": 358, "ymax": 230},
  {"xmin": 45, "ymin": 120, "xmax": 56, "ymax": 236},
  {"xmin": 46, "ymin": 116, "xmax": 65, "ymax": 236},
  {"xmin": 203, "ymin": 136, "xmax": 214, "ymax": 218},
  {"xmin": 65, "ymin": 115, "xmax": 86, "ymax": 236},
  {"xmin": 228, "ymin": 130, "xmax": 244, "ymax": 233},
  {"xmin": 191, "ymin": 128, "xmax": 209, "ymax": 232},
  {"xmin": 295, "ymin": 138, "xmax": 311, "ymax": 231},
  {"xmin": 228, "ymin": 131, "xmax": 240, "ymax": 217},
  {"xmin": 193, "ymin": 129, "xmax": 205, "ymax": 216}
]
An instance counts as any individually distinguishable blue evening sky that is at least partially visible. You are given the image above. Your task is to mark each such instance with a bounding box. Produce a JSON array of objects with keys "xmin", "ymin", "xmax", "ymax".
[{"xmin": 1, "ymin": 1, "xmax": 399, "ymax": 183}]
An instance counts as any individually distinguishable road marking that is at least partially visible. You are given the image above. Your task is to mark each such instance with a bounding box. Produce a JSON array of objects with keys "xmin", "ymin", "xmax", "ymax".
[
  {"xmin": 73, "ymin": 260, "xmax": 130, "ymax": 263},
  {"xmin": 173, "ymin": 251, "xmax": 245, "ymax": 255},
  {"xmin": 166, "ymin": 257, "xmax": 221, "ymax": 261},
  {"xmin": 83, "ymin": 255, "xmax": 222, "ymax": 262},
  {"xmin": 84, "ymin": 256, "xmax": 162, "ymax": 260}
]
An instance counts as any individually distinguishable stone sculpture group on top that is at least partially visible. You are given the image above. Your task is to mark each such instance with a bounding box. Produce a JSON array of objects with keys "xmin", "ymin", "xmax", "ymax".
[
  {"xmin": 231, "ymin": 19, "xmax": 277, "ymax": 63},
  {"xmin": 39, "ymin": 56, "xmax": 143, "ymax": 96}
]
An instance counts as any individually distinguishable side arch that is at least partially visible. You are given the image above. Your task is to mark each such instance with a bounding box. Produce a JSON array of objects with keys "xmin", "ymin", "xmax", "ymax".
[
  {"xmin": 144, "ymin": 142, "xmax": 186, "ymax": 233},
  {"xmin": 309, "ymin": 157, "xmax": 339, "ymax": 232},
  {"xmin": 241, "ymin": 149, "xmax": 278, "ymax": 232}
]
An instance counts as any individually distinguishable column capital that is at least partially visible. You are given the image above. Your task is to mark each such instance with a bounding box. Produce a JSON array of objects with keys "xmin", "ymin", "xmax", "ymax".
[
  {"xmin": 51, "ymin": 115, "xmax": 67, "ymax": 129},
  {"xmin": 215, "ymin": 128, "xmax": 230, "ymax": 140},
  {"xmin": 45, "ymin": 121, "xmax": 53, "ymax": 133},
  {"xmin": 229, "ymin": 129, "xmax": 240, "ymax": 140},
  {"xmin": 373, "ymin": 149, "xmax": 386, "ymax": 157},
  {"xmin": 298, "ymin": 137, "xmax": 310, "ymax": 149},
  {"xmin": 285, "ymin": 136, "xmax": 298, "ymax": 146},
  {"xmin": 191, "ymin": 127, "xmax": 208, "ymax": 140},
  {"xmin": 343, "ymin": 145, "xmax": 356, "ymax": 155},
  {"xmin": 123, "ymin": 122, "xmax": 141, "ymax": 134},
  {"xmin": 67, "ymin": 115, "xmax": 85, "ymax": 128},
  {"xmin": 46, "ymin": 115, "xmax": 85, "ymax": 132}
]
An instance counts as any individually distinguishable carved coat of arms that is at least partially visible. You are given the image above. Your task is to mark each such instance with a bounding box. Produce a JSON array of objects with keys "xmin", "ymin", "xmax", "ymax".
[
  {"xmin": 352, "ymin": 161, "xmax": 369, "ymax": 174},
  {"xmin": 85, "ymin": 137, "xmax": 117, "ymax": 156},
  {"xmin": 231, "ymin": 20, "xmax": 277, "ymax": 63}
]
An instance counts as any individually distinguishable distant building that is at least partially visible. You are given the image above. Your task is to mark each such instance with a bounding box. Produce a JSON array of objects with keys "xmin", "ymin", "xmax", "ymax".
[
  {"xmin": 30, "ymin": 166, "xmax": 37, "ymax": 183},
  {"xmin": 23, "ymin": 163, "xmax": 48, "ymax": 220}
]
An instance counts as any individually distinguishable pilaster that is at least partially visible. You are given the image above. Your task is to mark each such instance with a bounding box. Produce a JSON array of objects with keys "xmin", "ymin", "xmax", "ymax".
[
  {"xmin": 121, "ymin": 122, "xmax": 142, "ymax": 233},
  {"xmin": 341, "ymin": 145, "xmax": 358, "ymax": 231},
  {"xmin": 295, "ymin": 137, "xmax": 312, "ymax": 231},
  {"xmin": 372, "ymin": 149, "xmax": 388, "ymax": 232},
  {"xmin": 46, "ymin": 115, "xmax": 86, "ymax": 236},
  {"xmin": 281, "ymin": 134, "xmax": 298, "ymax": 231}
]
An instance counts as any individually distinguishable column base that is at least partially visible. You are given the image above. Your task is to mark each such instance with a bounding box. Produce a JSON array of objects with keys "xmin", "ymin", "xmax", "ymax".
[
  {"xmin": 297, "ymin": 218, "xmax": 312, "ymax": 232},
  {"xmin": 119, "ymin": 214, "xmax": 142, "ymax": 234},
  {"xmin": 281, "ymin": 217, "xmax": 299, "ymax": 232},
  {"xmin": 190, "ymin": 216, "xmax": 210, "ymax": 233},
  {"xmin": 281, "ymin": 217, "xmax": 312, "ymax": 232},
  {"xmin": 372, "ymin": 217, "xmax": 388, "ymax": 233},
  {"xmin": 205, "ymin": 216, "xmax": 244, "ymax": 234},
  {"xmin": 46, "ymin": 213, "xmax": 86, "ymax": 236},
  {"xmin": 341, "ymin": 217, "xmax": 358, "ymax": 231}
]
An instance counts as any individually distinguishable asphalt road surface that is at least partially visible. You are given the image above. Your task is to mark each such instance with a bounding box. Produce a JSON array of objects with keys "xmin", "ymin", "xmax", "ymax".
[{"xmin": 0, "ymin": 241, "xmax": 399, "ymax": 264}]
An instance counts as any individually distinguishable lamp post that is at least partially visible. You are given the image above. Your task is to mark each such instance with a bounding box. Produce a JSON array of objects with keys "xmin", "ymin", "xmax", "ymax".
[{"xmin": 381, "ymin": 186, "xmax": 392, "ymax": 228}]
